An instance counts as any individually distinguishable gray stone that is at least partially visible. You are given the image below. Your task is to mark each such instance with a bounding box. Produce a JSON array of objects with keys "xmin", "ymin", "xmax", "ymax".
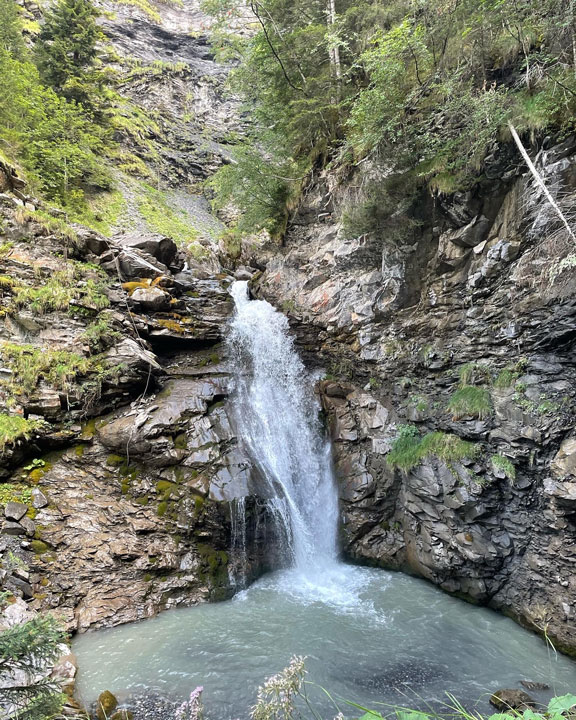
[
  {"xmin": 4, "ymin": 502, "xmax": 27, "ymax": 522},
  {"xmin": 130, "ymin": 286, "xmax": 170, "ymax": 311},
  {"xmin": 19, "ymin": 517, "xmax": 35, "ymax": 537},
  {"xmin": 32, "ymin": 488, "xmax": 49, "ymax": 509},
  {"xmin": 2, "ymin": 521, "xmax": 25, "ymax": 536}
]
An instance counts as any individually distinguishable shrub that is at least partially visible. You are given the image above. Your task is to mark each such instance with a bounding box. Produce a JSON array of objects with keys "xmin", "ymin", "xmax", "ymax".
[
  {"xmin": 0, "ymin": 615, "xmax": 66, "ymax": 720},
  {"xmin": 1, "ymin": 343, "xmax": 92, "ymax": 394},
  {"xmin": 458, "ymin": 362, "xmax": 492, "ymax": 387},
  {"xmin": 12, "ymin": 264, "xmax": 109, "ymax": 315},
  {"xmin": 491, "ymin": 454, "xmax": 516, "ymax": 481}
]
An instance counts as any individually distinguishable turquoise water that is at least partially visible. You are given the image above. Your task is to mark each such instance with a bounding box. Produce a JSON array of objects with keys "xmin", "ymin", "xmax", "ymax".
[{"xmin": 73, "ymin": 564, "xmax": 576, "ymax": 718}]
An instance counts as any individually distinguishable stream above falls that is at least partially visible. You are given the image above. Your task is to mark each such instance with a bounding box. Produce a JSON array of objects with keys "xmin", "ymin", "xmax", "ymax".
[{"xmin": 73, "ymin": 562, "xmax": 576, "ymax": 718}]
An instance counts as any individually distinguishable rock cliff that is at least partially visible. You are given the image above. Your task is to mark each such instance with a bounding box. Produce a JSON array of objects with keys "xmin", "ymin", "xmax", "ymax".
[{"xmin": 252, "ymin": 136, "xmax": 576, "ymax": 654}]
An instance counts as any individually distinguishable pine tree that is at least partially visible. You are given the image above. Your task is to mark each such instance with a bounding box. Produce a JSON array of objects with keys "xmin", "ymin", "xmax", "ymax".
[
  {"xmin": 0, "ymin": 615, "xmax": 66, "ymax": 720},
  {"xmin": 0, "ymin": 0, "xmax": 26, "ymax": 59},
  {"xmin": 35, "ymin": 0, "xmax": 104, "ymax": 105}
]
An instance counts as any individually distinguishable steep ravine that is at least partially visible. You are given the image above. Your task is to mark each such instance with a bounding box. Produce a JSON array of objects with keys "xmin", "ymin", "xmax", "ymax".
[{"xmin": 1, "ymin": 0, "xmax": 575, "ymax": 715}]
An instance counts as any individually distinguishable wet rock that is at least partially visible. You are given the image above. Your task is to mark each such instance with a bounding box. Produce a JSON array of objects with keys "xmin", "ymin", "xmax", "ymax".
[
  {"xmin": 490, "ymin": 689, "xmax": 536, "ymax": 711},
  {"xmin": 4, "ymin": 502, "xmax": 27, "ymax": 522},
  {"xmin": 97, "ymin": 690, "xmax": 118, "ymax": 720}
]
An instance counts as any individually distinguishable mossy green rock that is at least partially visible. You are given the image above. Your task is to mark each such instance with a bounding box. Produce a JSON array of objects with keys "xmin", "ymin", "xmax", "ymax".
[{"xmin": 97, "ymin": 690, "xmax": 118, "ymax": 720}]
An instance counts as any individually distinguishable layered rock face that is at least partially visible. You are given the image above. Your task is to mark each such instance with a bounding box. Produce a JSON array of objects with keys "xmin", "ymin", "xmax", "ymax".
[
  {"xmin": 0, "ymin": 0, "xmax": 273, "ymax": 633},
  {"xmin": 254, "ymin": 139, "xmax": 576, "ymax": 654},
  {"xmin": 0, "ymin": 201, "xmax": 272, "ymax": 631}
]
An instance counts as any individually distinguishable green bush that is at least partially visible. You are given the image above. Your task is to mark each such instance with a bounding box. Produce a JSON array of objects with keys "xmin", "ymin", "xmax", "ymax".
[{"xmin": 491, "ymin": 454, "xmax": 516, "ymax": 481}]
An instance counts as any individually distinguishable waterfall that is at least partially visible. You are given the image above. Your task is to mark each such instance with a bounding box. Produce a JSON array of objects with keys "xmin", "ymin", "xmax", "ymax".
[{"xmin": 228, "ymin": 281, "xmax": 339, "ymax": 575}]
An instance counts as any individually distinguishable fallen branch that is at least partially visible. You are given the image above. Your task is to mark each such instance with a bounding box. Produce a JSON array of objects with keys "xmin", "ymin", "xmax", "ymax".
[{"xmin": 508, "ymin": 121, "xmax": 576, "ymax": 242}]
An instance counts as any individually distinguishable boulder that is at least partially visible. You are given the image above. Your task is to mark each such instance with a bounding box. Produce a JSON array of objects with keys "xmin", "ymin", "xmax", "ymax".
[
  {"xmin": 490, "ymin": 689, "xmax": 536, "ymax": 711},
  {"xmin": 2, "ymin": 521, "xmax": 26, "ymax": 536},
  {"xmin": 5, "ymin": 502, "xmax": 27, "ymax": 522},
  {"xmin": 121, "ymin": 234, "xmax": 178, "ymax": 267},
  {"xmin": 19, "ymin": 516, "xmax": 35, "ymax": 537},
  {"xmin": 104, "ymin": 338, "xmax": 161, "ymax": 375},
  {"xmin": 100, "ymin": 249, "xmax": 169, "ymax": 280},
  {"xmin": 97, "ymin": 690, "xmax": 118, "ymax": 720},
  {"xmin": 130, "ymin": 286, "xmax": 171, "ymax": 311}
]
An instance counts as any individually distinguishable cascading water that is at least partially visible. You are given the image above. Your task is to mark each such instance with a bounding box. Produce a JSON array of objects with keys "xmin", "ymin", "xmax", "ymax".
[
  {"xmin": 227, "ymin": 281, "xmax": 339, "ymax": 577},
  {"xmin": 72, "ymin": 285, "xmax": 576, "ymax": 718}
]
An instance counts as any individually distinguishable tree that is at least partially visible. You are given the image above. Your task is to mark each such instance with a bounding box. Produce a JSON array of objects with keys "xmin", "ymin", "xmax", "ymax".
[
  {"xmin": 0, "ymin": 0, "xmax": 26, "ymax": 59},
  {"xmin": 0, "ymin": 615, "xmax": 66, "ymax": 720},
  {"xmin": 34, "ymin": 0, "xmax": 104, "ymax": 105}
]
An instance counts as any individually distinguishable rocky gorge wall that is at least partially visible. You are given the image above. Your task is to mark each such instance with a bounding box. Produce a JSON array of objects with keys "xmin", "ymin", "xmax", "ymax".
[
  {"xmin": 1, "ymin": 6, "xmax": 575, "ymax": 716},
  {"xmin": 252, "ymin": 137, "xmax": 576, "ymax": 655}
]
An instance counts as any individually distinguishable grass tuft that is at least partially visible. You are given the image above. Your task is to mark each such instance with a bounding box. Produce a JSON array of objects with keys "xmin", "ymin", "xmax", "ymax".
[
  {"xmin": 387, "ymin": 425, "xmax": 478, "ymax": 472},
  {"xmin": 447, "ymin": 385, "xmax": 492, "ymax": 420}
]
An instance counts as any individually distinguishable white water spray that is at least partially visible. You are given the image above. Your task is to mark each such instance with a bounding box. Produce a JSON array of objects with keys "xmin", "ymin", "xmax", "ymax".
[{"xmin": 228, "ymin": 281, "xmax": 339, "ymax": 576}]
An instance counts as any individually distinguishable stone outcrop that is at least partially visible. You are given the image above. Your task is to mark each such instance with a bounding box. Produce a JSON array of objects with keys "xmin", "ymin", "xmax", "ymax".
[{"xmin": 254, "ymin": 136, "xmax": 576, "ymax": 655}]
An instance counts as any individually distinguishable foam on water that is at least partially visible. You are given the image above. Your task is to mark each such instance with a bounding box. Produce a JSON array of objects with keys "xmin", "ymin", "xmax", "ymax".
[{"xmin": 228, "ymin": 281, "xmax": 339, "ymax": 573}]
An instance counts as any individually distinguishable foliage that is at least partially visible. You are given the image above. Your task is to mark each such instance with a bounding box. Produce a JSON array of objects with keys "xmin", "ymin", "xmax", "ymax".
[
  {"xmin": 12, "ymin": 264, "xmax": 109, "ymax": 315},
  {"xmin": 491, "ymin": 454, "xmax": 516, "ymax": 481},
  {"xmin": 1, "ymin": 343, "xmax": 92, "ymax": 395},
  {"xmin": 0, "ymin": 0, "xmax": 26, "ymax": 58},
  {"xmin": 458, "ymin": 362, "xmax": 492, "ymax": 387},
  {"xmin": 209, "ymin": 143, "xmax": 303, "ymax": 238},
  {"xmin": 204, "ymin": 0, "xmax": 576, "ymax": 235},
  {"xmin": 251, "ymin": 655, "xmax": 306, "ymax": 720},
  {"xmin": 34, "ymin": 0, "xmax": 104, "ymax": 106},
  {"xmin": 0, "ymin": 415, "xmax": 45, "ymax": 455},
  {"xmin": 494, "ymin": 360, "xmax": 527, "ymax": 388},
  {"xmin": 176, "ymin": 686, "xmax": 205, "ymax": 720},
  {"xmin": 447, "ymin": 386, "xmax": 492, "ymax": 420},
  {"xmin": 387, "ymin": 425, "xmax": 478, "ymax": 472},
  {"xmin": 0, "ymin": 483, "xmax": 33, "ymax": 505},
  {"xmin": 0, "ymin": 615, "xmax": 66, "ymax": 720},
  {"xmin": 248, "ymin": 658, "xmax": 576, "ymax": 720},
  {"xmin": 81, "ymin": 315, "xmax": 121, "ymax": 353},
  {"xmin": 0, "ymin": 45, "xmax": 110, "ymax": 205}
]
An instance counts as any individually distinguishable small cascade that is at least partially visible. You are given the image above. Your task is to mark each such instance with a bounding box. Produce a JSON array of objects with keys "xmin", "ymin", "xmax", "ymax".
[
  {"xmin": 229, "ymin": 497, "xmax": 248, "ymax": 588},
  {"xmin": 227, "ymin": 281, "xmax": 340, "ymax": 576}
]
